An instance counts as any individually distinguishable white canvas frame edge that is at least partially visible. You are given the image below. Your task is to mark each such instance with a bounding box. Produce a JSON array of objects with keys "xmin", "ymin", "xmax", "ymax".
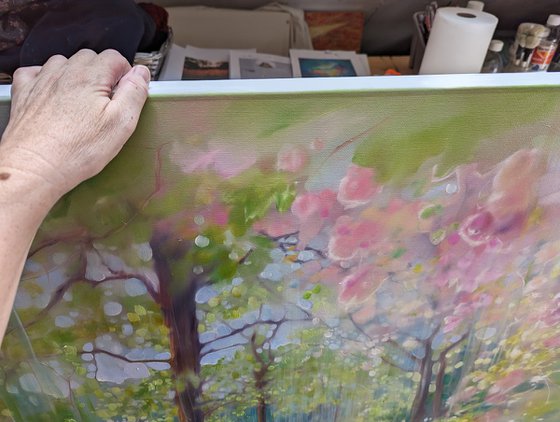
[
  {"xmin": 1, "ymin": 73, "xmax": 560, "ymax": 101},
  {"xmin": 229, "ymin": 51, "xmax": 291, "ymax": 79},
  {"xmin": 290, "ymin": 49, "xmax": 369, "ymax": 77}
]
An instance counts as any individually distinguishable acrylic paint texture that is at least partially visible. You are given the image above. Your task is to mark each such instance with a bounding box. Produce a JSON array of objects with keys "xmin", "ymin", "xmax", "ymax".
[{"xmin": 1, "ymin": 82, "xmax": 560, "ymax": 422}]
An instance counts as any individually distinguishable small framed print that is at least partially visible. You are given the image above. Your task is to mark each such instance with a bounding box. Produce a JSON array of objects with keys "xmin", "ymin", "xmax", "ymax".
[
  {"xmin": 230, "ymin": 52, "xmax": 292, "ymax": 79},
  {"xmin": 290, "ymin": 49, "xmax": 369, "ymax": 78}
]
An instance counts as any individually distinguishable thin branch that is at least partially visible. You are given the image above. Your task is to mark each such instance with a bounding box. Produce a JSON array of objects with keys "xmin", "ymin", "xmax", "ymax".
[
  {"xmin": 81, "ymin": 348, "xmax": 170, "ymax": 364},
  {"xmin": 140, "ymin": 143, "xmax": 167, "ymax": 210},
  {"xmin": 28, "ymin": 228, "xmax": 90, "ymax": 258},
  {"xmin": 19, "ymin": 260, "xmax": 159, "ymax": 334},
  {"xmin": 303, "ymin": 245, "xmax": 327, "ymax": 259},
  {"xmin": 201, "ymin": 313, "xmax": 311, "ymax": 358},
  {"xmin": 201, "ymin": 319, "xmax": 282, "ymax": 357},
  {"xmin": 258, "ymin": 230, "xmax": 299, "ymax": 242},
  {"xmin": 17, "ymin": 250, "xmax": 88, "ymax": 332},
  {"xmin": 328, "ymin": 116, "xmax": 391, "ymax": 159},
  {"xmin": 238, "ymin": 248, "xmax": 254, "ymax": 265},
  {"xmin": 103, "ymin": 269, "xmax": 159, "ymax": 302},
  {"xmin": 438, "ymin": 331, "xmax": 469, "ymax": 359}
]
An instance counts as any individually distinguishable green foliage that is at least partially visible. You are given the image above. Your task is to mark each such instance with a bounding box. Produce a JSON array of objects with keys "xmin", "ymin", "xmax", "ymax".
[
  {"xmin": 353, "ymin": 90, "xmax": 557, "ymax": 183},
  {"xmin": 224, "ymin": 172, "xmax": 296, "ymax": 236}
]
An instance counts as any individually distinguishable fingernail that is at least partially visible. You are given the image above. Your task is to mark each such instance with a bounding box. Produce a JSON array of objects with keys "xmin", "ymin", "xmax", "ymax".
[{"xmin": 133, "ymin": 65, "xmax": 151, "ymax": 83}]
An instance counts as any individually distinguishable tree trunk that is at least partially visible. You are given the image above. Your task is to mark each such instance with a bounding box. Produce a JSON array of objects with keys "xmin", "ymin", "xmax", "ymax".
[
  {"xmin": 254, "ymin": 364, "xmax": 268, "ymax": 422},
  {"xmin": 432, "ymin": 354, "xmax": 447, "ymax": 418},
  {"xmin": 409, "ymin": 342, "xmax": 434, "ymax": 422},
  {"xmin": 257, "ymin": 396, "xmax": 266, "ymax": 422},
  {"xmin": 151, "ymin": 229, "xmax": 204, "ymax": 422},
  {"xmin": 251, "ymin": 335, "xmax": 268, "ymax": 422}
]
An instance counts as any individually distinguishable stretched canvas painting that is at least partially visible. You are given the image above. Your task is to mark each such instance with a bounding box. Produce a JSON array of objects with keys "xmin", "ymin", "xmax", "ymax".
[{"xmin": 1, "ymin": 75, "xmax": 560, "ymax": 422}]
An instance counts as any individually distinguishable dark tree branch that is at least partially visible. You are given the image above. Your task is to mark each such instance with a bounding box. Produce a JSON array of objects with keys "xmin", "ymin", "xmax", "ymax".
[
  {"xmin": 438, "ymin": 331, "xmax": 469, "ymax": 359},
  {"xmin": 17, "ymin": 249, "xmax": 88, "ymax": 332},
  {"xmin": 200, "ymin": 316, "xmax": 308, "ymax": 358},
  {"xmin": 18, "ymin": 251, "xmax": 160, "ymax": 334},
  {"xmin": 238, "ymin": 248, "xmax": 254, "ymax": 265},
  {"xmin": 328, "ymin": 117, "xmax": 391, "ymax": 159},
  {"xmin": 258, "ymin": 231, "xmax": 299, "ymax": 242},
  {"xmin": 102, "ymin": 269, "xmax": 160, "ymax": 302},
  {"xmin": 433, "ymin": 331, "xmax": 470, "ymax": 418},
  {"xmin": 81, "ymin": 348, "xmax": 170, "ymax": 364},
  {"xmin": 28, "ymin": 228, "xmax": 90, "ymax": 258}
]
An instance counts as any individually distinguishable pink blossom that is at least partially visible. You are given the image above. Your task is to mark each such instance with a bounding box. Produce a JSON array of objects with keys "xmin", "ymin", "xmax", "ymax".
[
  {"xmin": 291, "ymin": 190, "xmax": 339, "ymax": 246},
  {"xmin": 544, "ymin": 335, "xmax": 560, "ymax": 348},
  {"xmin": 339, "ymin": 265, "xmax": 385, "ymax": 303},
  {"xmin": 291, "ymin": 190, "xmax": 337, "ymax": 220},
  {"xmin": 337, "ymin": 165, "xmax": 381, "ymax": 209},
  {"xmin": 253, "ymin": 212, "xmax": 299, "ymax": 238},
  {"xmin": 309, "ymin": 266, "xmax": 342, "ymax": 285},
  {"xmin": 542, "ymin": 298, "xmax": 560, "ymax": 327},
  {"xmin": 493, "ymin": 148, "xmax": 544, "ymax": 191},
  {"xmin": 202, "ymin": 203, "xmax": 229, "ymax": 227},
  {"xmin": 443, "ymin": 315, "xmax": 464, "ymax": 333},
  {"xmin": 485, "ymin": 369, "xmax": 526, "ymax": 404},
  {"xmin": 459, "ymin": 211, "xmax": 495, "ymax": 247},
  {"xmin": 277, "ymin": 145, "xmax": 308, "ymax": 173},
  {"xmin": 438, "ymin": 163, "xmax": 488, "ymax": 227},
  {"xmin": 484, "ymin": 149, "xmax": 545, "ymax": 234},
  {"xmin": 446, "ymin": 150, "xmax": 545, "ymax": 250},
  {"xmin": 328, "ymin": 215, "xmax": 382, "ymax": 261},
  {"xmin": 443, "ymin": 293, "xmax": 492, "ymax": 332},
  {"xmin": 310, "ymin": 138, "xmax": 325, "ymax": 151}
]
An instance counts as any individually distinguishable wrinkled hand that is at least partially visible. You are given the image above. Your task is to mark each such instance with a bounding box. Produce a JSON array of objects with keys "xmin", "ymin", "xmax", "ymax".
[{"xmin": 0, "ymin": 49, "xmax": 150, "ymax": 198}]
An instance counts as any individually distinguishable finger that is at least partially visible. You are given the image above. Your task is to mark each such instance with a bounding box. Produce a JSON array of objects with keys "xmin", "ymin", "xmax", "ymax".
[
  {"xmin": 34, "ymin": 54, "xmax": 68, "ymax": 88},
  {"xmin": 11, "ymin": 66, "xmax": 41, "ymax": 97},
  {"xmin": 93, "ymin": 49, "xmax": 132, "ymax": 89},
  {"xmin": 66, "ymin": 48, "xmax": 97, "ymax": 66},
  {"xmin": 108, "ymin": 65, "xmax": 150, "ymax": 135},
  {"xmin": 39, "ymin": 54, "xmax": 68, "ymax": 74}
]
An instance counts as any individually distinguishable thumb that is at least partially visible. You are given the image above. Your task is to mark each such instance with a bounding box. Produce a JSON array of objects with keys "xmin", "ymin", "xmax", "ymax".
[{"xmin": 109, "ymin": 65, "xmax": 150, "ymax": 133}]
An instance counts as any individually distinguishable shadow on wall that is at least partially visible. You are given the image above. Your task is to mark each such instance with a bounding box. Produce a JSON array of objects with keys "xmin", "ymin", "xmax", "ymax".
[{"xmin": 150, "ymin": 0, "xmax": 560, "ymax": 54}]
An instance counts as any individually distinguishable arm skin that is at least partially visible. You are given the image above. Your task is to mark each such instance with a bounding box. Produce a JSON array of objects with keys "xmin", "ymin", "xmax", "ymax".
[{"xmin": 0, "ymin": 49, "xmax": 150, "ymax": 344}]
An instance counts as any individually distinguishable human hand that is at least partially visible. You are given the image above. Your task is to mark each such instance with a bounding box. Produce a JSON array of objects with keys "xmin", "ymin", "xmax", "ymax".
[{"xmin": 0, "ymin": 49, "xmax": 150, "ymax": 199}]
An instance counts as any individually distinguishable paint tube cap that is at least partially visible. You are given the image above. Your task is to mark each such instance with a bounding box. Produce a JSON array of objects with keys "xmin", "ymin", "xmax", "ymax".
[
  {"xmin": 488, "ymin": 40, "xmax": 504, "ymax": 52},
  {"xmin": 547, "ymin": 14, "xmax": 560, "ymax": 27},
  {"xmin": 466, "ymin": 1, "xmax": 484, "ymax": 11}
]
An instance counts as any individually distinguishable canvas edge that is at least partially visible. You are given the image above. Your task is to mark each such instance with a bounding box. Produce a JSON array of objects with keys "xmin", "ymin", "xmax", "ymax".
[
  {"xmin": 147, "ymin": 73, "xmax": 560, "ymax": 97},
  {"xmin": 1, "ymin": 73, "xmax": 560, "ymax": 101}
]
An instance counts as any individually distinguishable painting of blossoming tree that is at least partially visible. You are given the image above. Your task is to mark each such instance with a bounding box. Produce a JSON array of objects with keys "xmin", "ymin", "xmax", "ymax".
[{"xmin": 2, "ymin": 83, "xmax": 560, "ymax": 422}]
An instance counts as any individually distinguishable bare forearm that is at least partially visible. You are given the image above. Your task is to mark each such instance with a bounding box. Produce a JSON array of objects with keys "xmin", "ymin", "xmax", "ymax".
[
  {"xmin": 0, "ymin": 50, "xmax": 149, "ymax": 345},
  {"xmin": 0, "ymin": 159, "xmax": 60, "ymax": 343}
]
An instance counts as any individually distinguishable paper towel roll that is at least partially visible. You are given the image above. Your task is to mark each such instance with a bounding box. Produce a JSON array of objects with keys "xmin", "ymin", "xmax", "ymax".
[{"xmin": 419, "ymin": 7, "xmax": 498, "ymax": 75}]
